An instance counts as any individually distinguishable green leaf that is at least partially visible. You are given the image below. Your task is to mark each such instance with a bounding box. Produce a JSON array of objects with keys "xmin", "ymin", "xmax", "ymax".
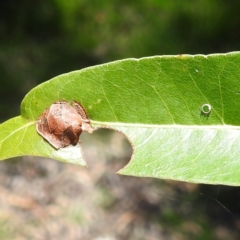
[
  {"xmin": 0, "ymin": 117, "xmax": 86, "ymax": 165},
  {"xmin": 1, "ymin": 51, "xmax": 240, "ymax": 185}
]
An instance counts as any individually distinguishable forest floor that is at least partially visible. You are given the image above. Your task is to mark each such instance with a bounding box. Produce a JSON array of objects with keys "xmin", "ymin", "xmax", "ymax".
[{"xmin": 0, "ymin": 129, "xmax": 239, "ymax": 240}]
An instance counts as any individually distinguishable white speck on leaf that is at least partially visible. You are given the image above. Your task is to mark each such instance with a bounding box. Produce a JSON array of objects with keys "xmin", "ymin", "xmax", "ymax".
[{"xmin": 201, "ymin": 104, "xmax": 212, "ymax": 115}]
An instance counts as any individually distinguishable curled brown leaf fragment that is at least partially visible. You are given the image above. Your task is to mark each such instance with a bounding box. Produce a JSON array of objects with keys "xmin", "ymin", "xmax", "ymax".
[{"xmin": 36, "ymin": 101, "xmax": 94, "ymax": 149}]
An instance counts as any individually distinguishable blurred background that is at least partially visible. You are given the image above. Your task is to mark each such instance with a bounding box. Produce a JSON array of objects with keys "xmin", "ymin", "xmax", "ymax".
[{"xmin": 1, "ymin": 0, "xmax": 240, "ymax": 239}]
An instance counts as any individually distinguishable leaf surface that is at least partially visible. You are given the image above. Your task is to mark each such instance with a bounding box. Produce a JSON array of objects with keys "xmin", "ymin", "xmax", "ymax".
[{"xmin": 1, "ymin": 52, "xmax": 240, "ymax": 185}]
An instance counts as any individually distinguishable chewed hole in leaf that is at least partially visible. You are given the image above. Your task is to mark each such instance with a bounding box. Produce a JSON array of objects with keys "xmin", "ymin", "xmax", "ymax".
[{"xmin": 80, "ymin": 128, "xmax": 133, "ymax": 173}]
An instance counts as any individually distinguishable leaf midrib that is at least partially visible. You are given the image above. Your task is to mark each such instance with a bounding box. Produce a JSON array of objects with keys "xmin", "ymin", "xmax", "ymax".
[
  {"xmin": 0, "ymin": 121, "xmax": 35, "ymax": 144},
  {"xmin": 1, "ymin": 119, "xmax": 239, "ymax": 148},
  {"xmin": 92, "ymin": 120, "xmax": 240, "ymax": 130}
]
